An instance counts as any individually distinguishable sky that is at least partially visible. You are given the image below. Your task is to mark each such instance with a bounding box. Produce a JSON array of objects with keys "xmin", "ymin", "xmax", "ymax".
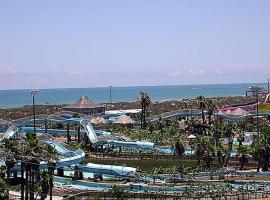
[{"xmin": 0, "ymin": 0, "xmax": 270, "ymax": 90}]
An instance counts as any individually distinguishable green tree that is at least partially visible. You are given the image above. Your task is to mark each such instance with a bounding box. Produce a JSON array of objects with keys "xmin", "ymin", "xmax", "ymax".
[
  {"xmin": 206, "ymin": 99, "xmax": 217, "ymax": 125},
  {"xmin": 197, "ymin": 96, "xmax": 206, "ymax": 123},
  {"xmin": 138, "ymin": 91, "xmax": 151, "ymax": 129},
  {"xmin": 222, "ymin": 121, "xmax": 236, "ymax": 167},
  {"xmin": 251, "ymin": 125, "xmax": 270, "ymax": 171},
  {"xmin": 174, "ymin": 140, "xmax": 185, "ymax": 178},
  {"xmin": 111, "ymin": 185, "xmax": 128, "ymax": 200}
]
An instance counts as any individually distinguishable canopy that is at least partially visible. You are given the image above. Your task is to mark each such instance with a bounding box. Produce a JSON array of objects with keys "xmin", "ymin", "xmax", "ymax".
[
  {"xmin": 113, "ymin": 115, "xmax": 135, "ymax": 125},
  {"xmin": 187, "ymin": 134, "xmax": 196, "ymax": 139},
  {"xmin": 90, "ymin": 117, "xmax": 107, "ymax": 125},
  {"xmin": 65, "ymin": 96, "xmax": 105, "ymax": 109},
  {"xmin": 229, "ymin": 108, "xmax": 249, "ymax": 116}
]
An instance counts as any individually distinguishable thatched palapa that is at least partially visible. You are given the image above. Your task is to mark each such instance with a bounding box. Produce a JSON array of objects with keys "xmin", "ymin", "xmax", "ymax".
[
  {"xmin": 65, "ymin": 96, "xmax": 105, "ymax": 116},
  {"xmin": 113, "ymin": 115, "xmax": 135, "ymax": 125}
]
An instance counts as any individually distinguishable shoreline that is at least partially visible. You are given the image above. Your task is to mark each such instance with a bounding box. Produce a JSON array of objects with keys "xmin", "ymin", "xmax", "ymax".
[{"xmin": 0, "ymin": 95, "xmax": 255, "ymax": 122}]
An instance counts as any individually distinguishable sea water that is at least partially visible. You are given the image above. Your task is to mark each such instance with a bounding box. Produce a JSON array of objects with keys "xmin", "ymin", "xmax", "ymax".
[{"xmin": 0, "ymin": 83, "xmax": 267, "ymax": 108}]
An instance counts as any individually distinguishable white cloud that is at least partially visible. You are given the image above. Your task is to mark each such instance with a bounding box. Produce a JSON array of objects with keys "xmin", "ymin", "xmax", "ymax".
[
  {"xmin": 168, "ymin": 70, "xmax": 181, "ymax": 77},
  {"xmin": 187, "ymin": 69, "xmax": 206, "ymax": 76},
  {"xmin": 214, "ymin": 69, "xmax": 223, "ymax": 75},
  {"xmin": 0, "ymin": 64, "xmax": 16, "ymax": 75},
  {"xmin": 63, "ymin": 69, "xmax": 82, "ymax": 75}
]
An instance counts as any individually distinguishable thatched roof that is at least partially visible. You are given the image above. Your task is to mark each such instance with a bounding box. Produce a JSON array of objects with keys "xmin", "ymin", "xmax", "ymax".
[
  {"xmin": 113, "ymin": 115, "xmax": 135, "ymax": 125},
  {"xmin": 90, "ymin": 117, "xmax": 107, "ymax": 125},
  {"xmin": 229, "ymin": 108, "xmax": 249, "ymax": 116},
  {"xmin": 65, "ymin": 96, "xmax": 105, "ymax": 109}
]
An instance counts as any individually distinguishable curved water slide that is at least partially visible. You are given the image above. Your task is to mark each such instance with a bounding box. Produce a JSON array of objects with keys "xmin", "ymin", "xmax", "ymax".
[
  {"xmin": 0, "ymin": 125, "xmax": 19, "ymax": 141},
  {"xmin": 74, "ymin": 163, "xmax": 136, "ymax": 178},
  {"xmin": 3, "ymin": 118, "xmax": 166, "ymax": 153},
  {"xmin": 17, "ymin": 118, "xmax": 99, "ymax": 144},
  {"xmin": 43, "ymin": 140, "xmax": 85, "ymax": 168}
]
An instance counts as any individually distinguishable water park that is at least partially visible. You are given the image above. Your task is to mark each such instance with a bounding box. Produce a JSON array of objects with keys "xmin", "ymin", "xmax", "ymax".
[{"xmin": 1, "ymin": 87, "xmax": 270, "ymax": 199}]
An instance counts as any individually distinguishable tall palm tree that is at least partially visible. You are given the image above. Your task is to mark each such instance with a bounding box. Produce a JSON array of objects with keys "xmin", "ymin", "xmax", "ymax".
[
  {"xmin": 138, "ymin": 91, "xmax": 151, "ymax": 129},
  {"xmin": 251, "ymin": 125, "xmax": 270, "ymax": 171},
  {"xmin": 0, "ymin": 176, "xmax": 8, "ymax": 200},
  {"xmin": 2, "ymin": 139, "xmax": 17, "ymax": 179},
  {"xmin": 174, "ymin": 140, "xmax": 185, "ymax": 178},
  {"xmin": 206, "ymin": 99, "xmax": 217, "ymax": 125},
  {"xmin": 197, "ymin": 96, "xmax": 206, "ymax": 123},
  {"xmin": 223, "ymin": 121, "xmax": 236, "ymax": 167}
]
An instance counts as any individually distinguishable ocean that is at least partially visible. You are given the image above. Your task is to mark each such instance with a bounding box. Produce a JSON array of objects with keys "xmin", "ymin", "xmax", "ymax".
[{"xmin": 0, "ymin": 83, "xmax": 267, "ymax": 109}]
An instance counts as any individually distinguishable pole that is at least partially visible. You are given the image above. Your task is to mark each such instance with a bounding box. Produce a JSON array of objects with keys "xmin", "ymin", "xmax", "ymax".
[
  {"xmin": 33, "ymin": 94, "xmax": 36, "ymax": 135},
  {"xmin": 31, "ymin": 89, "xmax": 38, "ymax": 135},
  {"xmin": 267, "ymin": 79, "xmax": 270, "ymax": 93},
  {"xmin": 257, "ymin": 94, "xmax": 259, "ymax": 137},
  {"xmin": 109, "ymin": 85, "xmax": 112, "ymax": 104}
]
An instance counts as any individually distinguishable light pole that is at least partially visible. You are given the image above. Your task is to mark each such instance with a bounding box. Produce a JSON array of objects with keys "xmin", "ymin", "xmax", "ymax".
[
  {"xmin": 31, "ymin": 89, "xmax": 38, "ymax": 135},
  {"xmin": 267, "ymin": 79, "xmax": 270, "ymax": 93},
  {"xmin": 109, "ymin": 85, "xmax": 113, "ymax": 105},
  {"xmin": 250, "ymin": 86, "xmax": 263, "ymax": 137}
]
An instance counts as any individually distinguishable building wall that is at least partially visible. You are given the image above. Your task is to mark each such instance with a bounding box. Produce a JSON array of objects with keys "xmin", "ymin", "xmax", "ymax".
[{"xmin": 65, "ymin": 107, "xmax": 105, "ymax": 115}]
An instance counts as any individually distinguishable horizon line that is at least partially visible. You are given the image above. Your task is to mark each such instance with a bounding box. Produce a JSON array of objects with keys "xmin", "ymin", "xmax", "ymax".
[{"xmin": 0, "ymin": 81, "xmax": 267, "ymax": 91}]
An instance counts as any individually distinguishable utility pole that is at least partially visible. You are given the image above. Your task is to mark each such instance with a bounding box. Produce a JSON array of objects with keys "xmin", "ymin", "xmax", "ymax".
[
  {"xmin": 267, "ymin": 79, "xmax": 270, "ymax": 93},
  {"xmin": 109, "ymin": 85, "xmax": 113, "ymax": 105},
  {"xmin": 31, "ymin": 89, "xmax": 38, "ymax": 135}
]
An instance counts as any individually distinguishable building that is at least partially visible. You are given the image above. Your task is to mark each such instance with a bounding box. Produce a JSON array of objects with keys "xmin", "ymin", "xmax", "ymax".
[{"xmin": 65, "ymin": 96, "xmax": 106, "ymax": 116}]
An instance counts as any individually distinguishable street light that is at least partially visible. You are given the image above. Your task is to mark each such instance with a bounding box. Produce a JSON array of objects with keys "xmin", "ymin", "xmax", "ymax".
[
  {"xmin": 267, "ymin": 79, "xmax": 270, "ymax": 93},
  {"xmin": 249, "ymin": 86, "xmax": 264, "ymax": 137},
  {"xmin": 31, "ymin": 89, "xmax": 38, "ymax": 135},
  {"xmin": 109, "ymin": 85, "xmax": 113, "ymax": 105}
]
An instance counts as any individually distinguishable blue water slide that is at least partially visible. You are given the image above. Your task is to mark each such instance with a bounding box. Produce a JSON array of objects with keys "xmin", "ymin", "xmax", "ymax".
[
  {"xmin": 108, "ymin": 140, "xmax": 155, "ymax": 149},
  {"xmin": 0, "ymin": 125, "xmax": 19, "ymax": 141},
  {"xmin": 74, "ymin": 163, "xmax": 136, "ymax": 178},
  {"xmin": 42, "ymin": 140, "xmax": 85, "ymax": 168}
]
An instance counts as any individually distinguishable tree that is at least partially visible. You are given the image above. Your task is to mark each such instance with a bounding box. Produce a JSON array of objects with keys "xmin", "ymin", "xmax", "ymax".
[
  {"xmin": 197, "ymin": 96, "xmax": 206, "ymax": 123},
  {"xmin": 138, "ymin": 91, "xmax": 151, "ymax": 129},
  {"xmin": 111, "ymin": 185, "xmax": 128, "ymax": 200},
  {"xmin": 222, "ymin": 121, "xmax": 236, "ymax": 167},
  {"xmin": 195, "ymin": 136, "xmax": 215, "ymax": 169},
  {"xmin": 0, "ymin": 165, "xmax": 8, "ymax": 200},
  {"xmin": 0, "ymin": 132, "xmax": 58, "ymax": 200},
  {"xmin": 168, "ymin": 165, "xmax": 178, "ymax": 186},
  {"xmin": 251, "ymin": 125, "xmax": 270, "ymax": 171},
  {"xmin": 206, "ymin": 99, "xmax": 217, "ymax": 125},
  {"xmin": 174, "ymin": 140, "xmax": 185, "ymax": 178}
]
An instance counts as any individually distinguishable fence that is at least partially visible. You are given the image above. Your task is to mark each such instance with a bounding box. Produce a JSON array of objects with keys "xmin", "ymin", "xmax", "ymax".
[{"xmin": 64, "ymin": 190, "xmax": 270, "ymax": 200}]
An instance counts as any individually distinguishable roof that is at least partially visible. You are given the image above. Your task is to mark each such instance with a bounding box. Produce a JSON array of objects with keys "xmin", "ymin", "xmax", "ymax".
[
  {"xmin": 65, "ymin": 96, "xmax": 105, "ymax": 109},
  {"xmin": 113, "ymin": 115, "xmax": 135, "ymax": 124},
  {"xmin": 229, "ymin": 108, "xmax": 249, "ymax": 116},
  {"xmin": 105, "ymin": 109, "xmax": 141, "ymax": 115},
  {"xmin": 90, "ymin": 117, "xmax": 107, "ymax": 124}
]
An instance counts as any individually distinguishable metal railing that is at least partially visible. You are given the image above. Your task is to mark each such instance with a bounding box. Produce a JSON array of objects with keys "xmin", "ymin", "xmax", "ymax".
[{"xmin": 64, "ymin": 190, "xmax": 270, "ymax": 200}]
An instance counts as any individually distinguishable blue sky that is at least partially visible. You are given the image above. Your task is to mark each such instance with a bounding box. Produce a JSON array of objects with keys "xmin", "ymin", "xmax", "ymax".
[{"xmin": 0, "ymin": 0, "xmax": 270, "ymax": 89}]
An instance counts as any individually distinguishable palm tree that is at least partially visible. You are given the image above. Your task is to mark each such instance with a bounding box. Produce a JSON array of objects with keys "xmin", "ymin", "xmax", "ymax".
[
  {"xmin": 197, "ymin": 96, "xmax": 206, "ymax": 123},
  {"xmin": 251, "ymin": 125, "xmax": 270, "ymax": 171},
  {"xmin": 3, "ymin": 139, "xmax": 17, "ymax": 179},
  {"xmin": 174, "ymin": 140, "xmax": 185, "ymax": 178},
  {"xmin": 0, "ymin": 177, "xmax": 8, "ymax": 200},
  {"xmin": 206, "ymin": 99, "xmax": 217, "ymax": 125},
  {"xmin": 223, "ymin": 121, "xmax": 236, "ymax": 167},
  {"xmin": 138, "ymin": 91, "xmax": 151, "ymax": 129}
]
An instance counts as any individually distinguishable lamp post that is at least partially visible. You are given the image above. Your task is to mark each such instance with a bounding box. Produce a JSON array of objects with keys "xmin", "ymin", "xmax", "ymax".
[
  {"xmin": 250, "ymin": 86, "xmax": 263, "ymax": 137},
  {"xmin": 109, "ymin": 85, "xmax": 113, "ymax": 105},
  {"xmin": 31, "ymin": 89, "xmax": 38, "ymax": 135},
  {"xmin": 267, "ymin": 79, "xmax": 270, "ymax": 93}
]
